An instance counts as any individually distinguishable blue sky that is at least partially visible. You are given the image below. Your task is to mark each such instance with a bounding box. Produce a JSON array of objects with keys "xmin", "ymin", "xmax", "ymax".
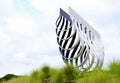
[{"xmin": 0, "ymin": 0, "xmax": 120, "ymax": 77}]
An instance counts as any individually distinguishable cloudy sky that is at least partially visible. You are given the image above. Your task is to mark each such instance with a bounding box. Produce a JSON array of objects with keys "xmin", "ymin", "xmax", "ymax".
[{"xmin": 0, "ymin": 0, "xmax": 120, "ymax": 77}]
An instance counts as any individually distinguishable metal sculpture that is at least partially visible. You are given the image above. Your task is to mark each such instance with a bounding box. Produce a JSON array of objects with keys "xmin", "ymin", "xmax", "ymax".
[{"xmin": 55, "ymin": 7, "xmax": 104, "ymax": 71}]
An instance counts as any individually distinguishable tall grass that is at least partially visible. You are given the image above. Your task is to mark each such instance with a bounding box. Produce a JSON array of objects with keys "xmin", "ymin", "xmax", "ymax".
[
  {"xmin": 30, "ymin": 65, "xmax": 52, "ymax": 83},
  {"xmin": 52, "ymin": 70, "xmax": 64, "ymax": 83},
  {"xmin": 62, "ymin": 64, "xmax": 79, "ymax": 82},
  {"xmin": 1, "ymin": 61, "xmax": 120, "ymax": 83},
  {"xmin": 77, "ymin": 68, "xmax": 111, "ymax": 83},
  {"xmin": 109, "ymin": 61, "xmax": 120, "ymax": 78},
  {"xmin": 53, "ymin": 64, "xmax": 79, "ymax": 83},
  {"xmin": 1, "ymin": 76, "xmax": 30, "ymax": 83}
]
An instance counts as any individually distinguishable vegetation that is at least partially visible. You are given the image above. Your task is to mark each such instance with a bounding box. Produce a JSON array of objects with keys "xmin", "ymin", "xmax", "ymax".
[
  {"xmin": 1, "ymin": 61, "xmax": 120, "ymax": 83},
  {"xmin": 0, "ymin": 74, "xmax": 18, "ymax": 82}
]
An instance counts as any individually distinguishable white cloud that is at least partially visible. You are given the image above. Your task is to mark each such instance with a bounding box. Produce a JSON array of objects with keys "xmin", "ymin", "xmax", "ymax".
[
  {"xmin": 28, "ymin": 0, "xmax": 120, "ymax": 17},
  {"xmin": 28, "ymin": 0, "xmax": 60, "ymax": 17},
  {"xmin": 0, "ymin": 31, "xmax": 11, "ymax": 43},
  {"xmin": 91, "ymin": 23, "xmax": 120, "ymax": 68},
  {"xmin": 39, "ymin": 54, "xmax": 65, "ymax": 68},
  {"xmin": 0, "ymin": 43, "xmax": 14, "ymax": 58},
  {"xmin": 26, "ymin": 39, "xmax": 43, "ymax": 53},
  {"xmin": 26, "ymin": 34, "xmax": 57, "ymax": 54},
  {"xmin": 0, "ymin": 54, "xmax": 4, "ymax": 60},
  {"xmin": 0, "ymin": 62, "xmax": 35, "ymax": 77},
  {"xmin": 4, "ymin": 16, "xmax": 38, "ymax": 37},
  {"xmin": 70, "ymin": 0, "xmax": 120, "ymax": 15},
  {"xmin": 0, "ymin": 54, "xmax": 65, "ymax": 77},
  {"xmin": 84, "ymin": 20, "xmax": 120, "ymax": 68},
  {"xmin": 0, "ymin": 0, "xmax": 14, "ymax": 9},
  {"xmin": 12, "ymin": 51, "xmax": 26, "ymax": 61}
]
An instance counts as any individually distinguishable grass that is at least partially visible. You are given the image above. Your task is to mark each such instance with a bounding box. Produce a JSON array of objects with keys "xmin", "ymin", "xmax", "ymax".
[
  {"xmin": 109, "ymin": 61, "xmax": 120, "ymax": 78},
  {"xmin": 1, "ymin": 61, "xmax": 120, "ymax": 83}
]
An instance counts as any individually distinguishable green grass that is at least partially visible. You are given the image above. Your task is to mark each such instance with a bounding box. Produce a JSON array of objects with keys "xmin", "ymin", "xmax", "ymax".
[
  {"xmin": 109, "ymin": 61, "xmax": 120, "ymax": 78},
  {"xmin": 1, "ymin": 61, "xmax": 120, "ymax": 83}
]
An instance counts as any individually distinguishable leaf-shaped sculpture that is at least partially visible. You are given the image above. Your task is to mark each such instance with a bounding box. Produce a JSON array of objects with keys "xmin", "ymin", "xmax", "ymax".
[{"xmin": 55, "ymin": 7, "xmax": 104, "ymax": 71}]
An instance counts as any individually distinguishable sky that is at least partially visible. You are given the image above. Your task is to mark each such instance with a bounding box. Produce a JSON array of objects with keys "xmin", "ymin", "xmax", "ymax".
[{"xmin": 0, "ymin": 0, "xmax": 120, "ymax": 77}]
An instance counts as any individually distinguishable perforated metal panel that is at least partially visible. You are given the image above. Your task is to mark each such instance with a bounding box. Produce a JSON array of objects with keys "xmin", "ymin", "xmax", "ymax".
[{"xmin": 55, "ymin": 7, "xmax": 104, "ymax": 71}]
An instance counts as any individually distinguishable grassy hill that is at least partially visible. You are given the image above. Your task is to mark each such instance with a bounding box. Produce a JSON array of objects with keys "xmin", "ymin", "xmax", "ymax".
[{"xmin": 1, "ymin": 61, "xmax": 120, "ymax": 83}]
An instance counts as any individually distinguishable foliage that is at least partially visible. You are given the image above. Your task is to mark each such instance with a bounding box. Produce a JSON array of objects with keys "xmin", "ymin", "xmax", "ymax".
[
  {"xmin": 53, "ymin": 70, "xmax": 64, "ymax": 83},
  {"xmin": 0, "ymin": 74, "xmax": 18, "ymax": 82},
  {"xmin": 1, "ymin": 76, "xmax": 30, "ymax": 83},
  {"xmin": 62, "ymin": 64, "xmax": 79, "ymax": 82},
  {"xmin": 1, "ymin": 61, "xmax": 120, "ymax": 83},
  {"xmin": 109, "ymin": 61, "xmax": 120, "ymax": 78}
]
